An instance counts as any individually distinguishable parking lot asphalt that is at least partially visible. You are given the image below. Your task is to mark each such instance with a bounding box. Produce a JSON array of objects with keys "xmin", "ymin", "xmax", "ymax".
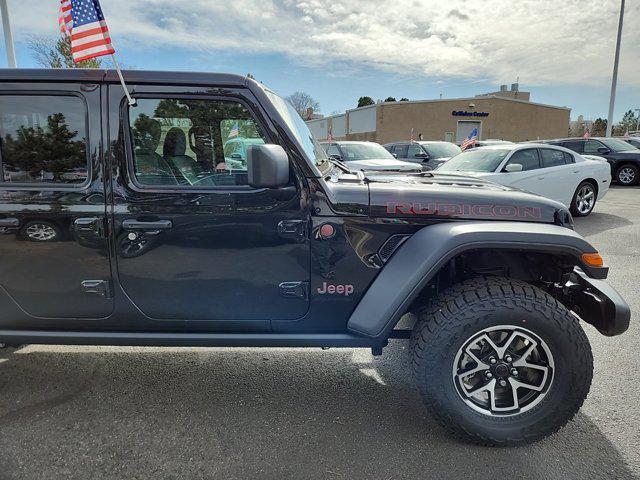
[{"xmin": 1, "ymin": 187, "xmax": 639, "ymax": 480}]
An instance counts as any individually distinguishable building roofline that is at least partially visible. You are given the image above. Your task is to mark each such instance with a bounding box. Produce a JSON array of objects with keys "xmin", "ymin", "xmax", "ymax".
[{"xmin": 339, "ymin": 95, "xmax": 570, "ymax": 115}]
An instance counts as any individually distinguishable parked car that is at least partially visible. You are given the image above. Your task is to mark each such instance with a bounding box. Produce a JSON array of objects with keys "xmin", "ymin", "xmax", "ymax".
[
  {"xmin": 383, "ymin": 141, "xmax": 461, "ymax": 170},
  {"xmin": 540, "ymin": 137, "xmax": 640, "ymax": 186},
  {"xmin": 320, "ymin": 141, "xmax": 421, "ymax": 172},
  {"xmin": 0, "ymin": 68, "xmax": 629, "ymax": 447},
  {"xmin": 436, "ymin": 143, "xmax": 610, "ymax": 216}
]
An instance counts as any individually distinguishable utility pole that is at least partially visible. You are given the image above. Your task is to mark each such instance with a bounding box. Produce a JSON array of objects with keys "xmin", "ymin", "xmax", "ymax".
[
  {"xmin": 0, "ymin": 0, "xmax": 17, "ymax": 68},
  {"xmin": 635, "ymin": 108, "xmax": 640, "ymax": 133},
  {"xmin": 606, "ymin": 0, "xmax": 625, "ymax": 137}
]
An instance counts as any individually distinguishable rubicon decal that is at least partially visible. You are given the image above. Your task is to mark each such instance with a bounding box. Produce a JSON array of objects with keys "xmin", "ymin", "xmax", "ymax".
[
  {"xmin": 317, "ymin": 282, "xmax": 354, "ymax": 296},
  {"xmin": 386, "ymin": 202, "xmax": 542, "ymax": 219}
]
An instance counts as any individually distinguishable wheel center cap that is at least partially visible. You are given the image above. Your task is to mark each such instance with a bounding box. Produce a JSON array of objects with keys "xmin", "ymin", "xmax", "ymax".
[{"xmin": 494, "ymin": 363, "xmax": 509, "ymax": 378}]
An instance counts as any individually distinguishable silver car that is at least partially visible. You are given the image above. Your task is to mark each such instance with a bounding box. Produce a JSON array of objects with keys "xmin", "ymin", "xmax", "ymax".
[{"xmin": 320, "ymin": 141, "xmax": 422, "ymax": 172}]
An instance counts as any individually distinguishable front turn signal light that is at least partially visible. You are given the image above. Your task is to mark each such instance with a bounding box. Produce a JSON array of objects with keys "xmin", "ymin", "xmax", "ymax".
[{"xmin": 581, "ymin": 252, "xmax": 604, "ymax": 267}]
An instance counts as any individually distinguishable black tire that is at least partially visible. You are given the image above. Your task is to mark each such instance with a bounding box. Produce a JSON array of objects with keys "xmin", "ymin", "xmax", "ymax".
[
  {"xmin": 411, "ymin": 276, "xmax": 593, "ymax": 446},
  {"xmin": 615, "ymin": 164, "xmax": 639, "ymax": 186},
  {"xmin": 20, "ymin": 220, "xmax": 62, "ymax": 242},
  {"xmin": 570, "ymin": 180, "xmax": 597, "ymax": 217}
]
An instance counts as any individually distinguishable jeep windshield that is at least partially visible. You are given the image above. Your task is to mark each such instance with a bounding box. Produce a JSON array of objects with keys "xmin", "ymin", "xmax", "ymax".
[
  {"xmin": 437, "ymin": 148, "xmax": 510, "ymax": 172},
  {"xmin": 264, "ymin": 90, "xmax": 330, "ymax": 175}
]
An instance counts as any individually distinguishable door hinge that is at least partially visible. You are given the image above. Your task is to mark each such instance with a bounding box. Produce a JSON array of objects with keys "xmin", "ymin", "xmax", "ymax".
[
  {"xmin": 81, "ymin": 280, "xmax": 112, "ymax": 299},
  {"xmin": 277, "ymin": 220, "xmax": 307, "ymax": 240},
  {"xmin": 279, "ymin": 281, "xmax": 309, "ymax": 300}
]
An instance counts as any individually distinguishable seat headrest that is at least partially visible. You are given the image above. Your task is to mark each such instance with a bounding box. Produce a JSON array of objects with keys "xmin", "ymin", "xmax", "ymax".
[{"xmin": 163, "ymin": 127, "xmax": 187, "ymax": 157}]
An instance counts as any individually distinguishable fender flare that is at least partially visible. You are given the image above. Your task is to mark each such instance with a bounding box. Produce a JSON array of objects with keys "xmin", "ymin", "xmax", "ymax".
[{"xmin": 347, "ymin": 221, "xmax": 602, "ymax": 339}]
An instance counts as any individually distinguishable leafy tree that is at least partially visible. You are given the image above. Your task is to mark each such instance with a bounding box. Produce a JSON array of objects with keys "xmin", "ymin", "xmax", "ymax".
[
  {"xmin": 285, "ymin": 91, "xmax": 320, "ymax": 117},
  {"xmin": 591, "ymin": 118, "xmax": 607, "ymax": 137},
  {"xmin": 384, "ymin": 97, "xmax": 397, "ymax": 102},
  {"xmin": 357, "ymin": 96, "xmax": 375, "ymax": 108},
  {"xmin": 28, "ymin": 35, "xmax": 102, "ymax": 68}
]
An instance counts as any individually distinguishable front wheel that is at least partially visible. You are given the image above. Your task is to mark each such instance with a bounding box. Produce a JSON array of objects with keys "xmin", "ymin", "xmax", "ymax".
[
  {"xmin": 570, "ymin": 181, "xmax": 597, "ymax": 216},
  {"xmin": 411, "ymin": 276, "xmax": 593, "ymax": 446},
  {"xmin": 616, "ymin": 164, "xmax": 639, "ymax": 186}
]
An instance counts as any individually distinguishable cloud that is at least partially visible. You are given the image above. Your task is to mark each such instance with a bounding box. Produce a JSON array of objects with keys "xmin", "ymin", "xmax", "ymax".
[{"xmin": 8, "ymin": 0, "xmax": 640, "ymax": 86}]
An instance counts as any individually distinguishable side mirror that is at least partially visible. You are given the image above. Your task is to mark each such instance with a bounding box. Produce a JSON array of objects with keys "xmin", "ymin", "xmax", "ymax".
[
  {"xmin": 247, "ymin": 144, "xmax": 290, "ymax": 188},
  {"xmin": 329, "ymin": 154, "xmax": 342, "ymax": 161},
  {"xmin": 415, "ymin": 152, "xmax": 430, "ymax": 160},
  {"xmin": 597, "ymin": 147, "xmax": 611, "ymax": 154},
  {"xmin": 504, "ymin": 163, "xmax": 523, "ymax": 172},
  {"xmin": 391, "ymin": 152, "xmax": 398, "ymax": 158}
]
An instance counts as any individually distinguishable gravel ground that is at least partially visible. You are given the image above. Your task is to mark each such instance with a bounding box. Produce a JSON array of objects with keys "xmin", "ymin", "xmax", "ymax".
[{"xmin": 0, "ymin": 186, "xmax": 638, "ymax": 480}]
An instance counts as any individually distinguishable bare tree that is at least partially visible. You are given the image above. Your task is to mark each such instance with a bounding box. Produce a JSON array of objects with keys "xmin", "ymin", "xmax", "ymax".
[
  {"xmin": 28, "ymin": 35, "xmax": 102, "ymax": 68},
  {"xmin": 285, "ymin": 91, "xmax": 320, "ymax": 117}
]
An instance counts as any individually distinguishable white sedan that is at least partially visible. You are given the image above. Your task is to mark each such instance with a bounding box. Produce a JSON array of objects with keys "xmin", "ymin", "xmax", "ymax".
[{"xmin": 437, "ymin": 143, "xmax": 611, "ymax": 216}]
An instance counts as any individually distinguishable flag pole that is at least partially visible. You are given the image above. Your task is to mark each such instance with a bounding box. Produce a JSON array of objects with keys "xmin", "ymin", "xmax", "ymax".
[
  {"xmin": 0, "ymin": 0, "xmax": 17, "ymax": 67},
  {"xmin": 111, "ymin": 55, "xmax": 135, "ymax": 106},
  {"xmin": 606, "ymin": 0, "xmax": 625, "ymax": 138}
]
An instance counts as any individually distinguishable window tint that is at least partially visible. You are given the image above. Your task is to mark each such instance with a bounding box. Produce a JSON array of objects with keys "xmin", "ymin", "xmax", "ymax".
[
  {"xmin": 0, "ymin": 95, "xmax": 88, "ymax": 185},
  {"xmin": 564, "ymin": 152, "xmax": 575, "ymax": 164},
  {"xmin": 506, "ymin": 149, "xmax": 540, "ymax": 171},
  {"xmin": 407, "ymin": 143, "xmax": 423, "ymax": 158},
  {"xmin": 583, "ymin": 140, "xmax": 605, "ymax": 154},
  {"xmin": 540, "ymin": 149, "xmax": 567, "ymax": 168},
  {"xmin": 561, "ymin": 141, "xmax": 583, "ymax": 153},
  {"xmin": 394, "ymin": 144, "xmax": 409, "ymax": 158},
  {"xmin": 129, "ymin": 98, "xmax": 267, "ymax": 187}
]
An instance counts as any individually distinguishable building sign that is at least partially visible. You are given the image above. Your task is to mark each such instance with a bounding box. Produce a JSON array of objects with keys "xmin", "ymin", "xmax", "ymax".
[{"xmin": 452, "ymin": 110, "xmax": 489, "ymax": 117}]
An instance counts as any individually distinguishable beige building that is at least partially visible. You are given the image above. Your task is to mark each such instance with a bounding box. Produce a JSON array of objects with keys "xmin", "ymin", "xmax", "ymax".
[{"xmin": 307, "ymin": 85, "xmax": 570, "ymax": 145}]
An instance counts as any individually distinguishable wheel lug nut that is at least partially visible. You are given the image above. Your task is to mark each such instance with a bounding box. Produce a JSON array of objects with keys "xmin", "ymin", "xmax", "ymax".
[
  {"xmin": 505, "ymin": 355, "xmax": 512, "ymax": 363},
  {"xmin": 485, "ymin": 371, "xmax": 493, "ymax": 378},
  {"xmin": 489, "ymin": 357, "xmax": 497, "ymax": 364},
  {"xmin": 511, "ymin": 368, "xmax": 518, "ymax": 376},
  {"xmin": 499, "ymin": 379, "xmax": 507, "ymax": 387}
]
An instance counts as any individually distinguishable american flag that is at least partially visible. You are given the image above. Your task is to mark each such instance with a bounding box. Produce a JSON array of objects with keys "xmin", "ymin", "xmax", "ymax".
[
  {"xmin": 460, "ymin": 128, "xmax": 478, "ymax": 150},
  {"xmin": 228, "ymin": 122, "xmax": 239, "ymax": 138},
  {"xmin": 58, "ymin": 0, "xmax": 115, "ymax": 63},
  {"xmin": 582, "ymin": 129, "xmax": 590, "ymax": 140}
]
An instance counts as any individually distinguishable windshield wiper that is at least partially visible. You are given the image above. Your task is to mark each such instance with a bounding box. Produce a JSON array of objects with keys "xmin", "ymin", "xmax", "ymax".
[{"xmin": 326, "ymin": 157, "xmax": 354, "ymax": 174}]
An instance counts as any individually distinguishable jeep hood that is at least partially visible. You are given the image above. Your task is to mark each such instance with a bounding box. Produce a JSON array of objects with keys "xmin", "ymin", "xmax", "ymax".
[{"xmin": 324, "ymin": 170, "xmax": 569, "ymax": 224}]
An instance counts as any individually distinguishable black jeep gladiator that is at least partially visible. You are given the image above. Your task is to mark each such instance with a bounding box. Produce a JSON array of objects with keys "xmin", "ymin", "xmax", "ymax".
[{"xmin": 0, "ymin": 69, "xmax": 630, "ymax": 446}]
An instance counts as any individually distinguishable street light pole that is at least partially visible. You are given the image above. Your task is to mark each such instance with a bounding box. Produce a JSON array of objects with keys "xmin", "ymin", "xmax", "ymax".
[
  {"xmin": 0, "ymin": 0, "xmax": 17, "ymax": 68},
  {"xmin": 635, "ymin": 108, "xmax": 640, "ymax": 133},
  {"xmin": 606, "ymin": 0, "xmax": 625, "ymax": 137}
]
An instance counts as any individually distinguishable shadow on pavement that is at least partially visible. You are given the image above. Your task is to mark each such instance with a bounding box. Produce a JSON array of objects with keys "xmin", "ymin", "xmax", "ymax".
[
  {"xmin": 0, "ymin": 342, "xmax": 636, "ymax": 480},
  {"xmin": 574, "ymin": 212, "xmax": 633, "ymax": 237}
]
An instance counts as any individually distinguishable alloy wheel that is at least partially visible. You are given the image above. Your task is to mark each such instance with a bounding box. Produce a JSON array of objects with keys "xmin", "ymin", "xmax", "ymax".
[
  {"xmin": 575, "ymin": 184, "xmax": 595, "ymax": 214},
  {"xmin": 25, "ymin": 223, "xmax": 57, "ymax": 241},
  {"xmin": 452, "ymin": 325, "xmax": 554, "ymax": 417},
  {"xmin": 618, "ymin": 167, "xmax": 636, "ymax": 185}
]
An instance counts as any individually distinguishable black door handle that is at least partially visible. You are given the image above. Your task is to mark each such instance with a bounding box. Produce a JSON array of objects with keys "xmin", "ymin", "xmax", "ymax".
[
  {"xmin": 122, "ymin": 219, "xmax": 173, "ymax": 230},
  {"xmin": 74, "ymin": 217, "xmax": 104, "ymax": 235},
  {"xmin": 0, "ymin": 218, "xmax": 19, "ymax": 227}
]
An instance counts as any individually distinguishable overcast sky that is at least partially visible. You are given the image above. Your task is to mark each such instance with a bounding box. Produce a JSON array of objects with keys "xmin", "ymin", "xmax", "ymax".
[{"xmin": 2, "ymin": 0, "xmax": 638, "ymax": 120}]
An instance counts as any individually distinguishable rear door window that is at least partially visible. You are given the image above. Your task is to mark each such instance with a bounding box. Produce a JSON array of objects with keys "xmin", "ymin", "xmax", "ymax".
[
  {"xmin": 0, "ymin": 95, "xmax": 88, "ymax": 186},
  {"xmin": 540, "ymin": 148, "xmax": 567, "ymax": 167},
  {"xmin": 560, "ymin": 141, "xmax": 583, "ymax": 153},
  {"xmin": 407, "ymin": 143, "xmax": 423, "ymax": 158}
]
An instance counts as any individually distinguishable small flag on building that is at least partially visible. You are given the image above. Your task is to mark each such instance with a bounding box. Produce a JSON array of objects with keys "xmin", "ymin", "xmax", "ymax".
[
  {"xmin": 228, "ymin": 122, "xmax": 239, "ymax": 138},
  {"xmin": 460, "ymin": 128, "xmax": 478, "ymax": 150}
]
